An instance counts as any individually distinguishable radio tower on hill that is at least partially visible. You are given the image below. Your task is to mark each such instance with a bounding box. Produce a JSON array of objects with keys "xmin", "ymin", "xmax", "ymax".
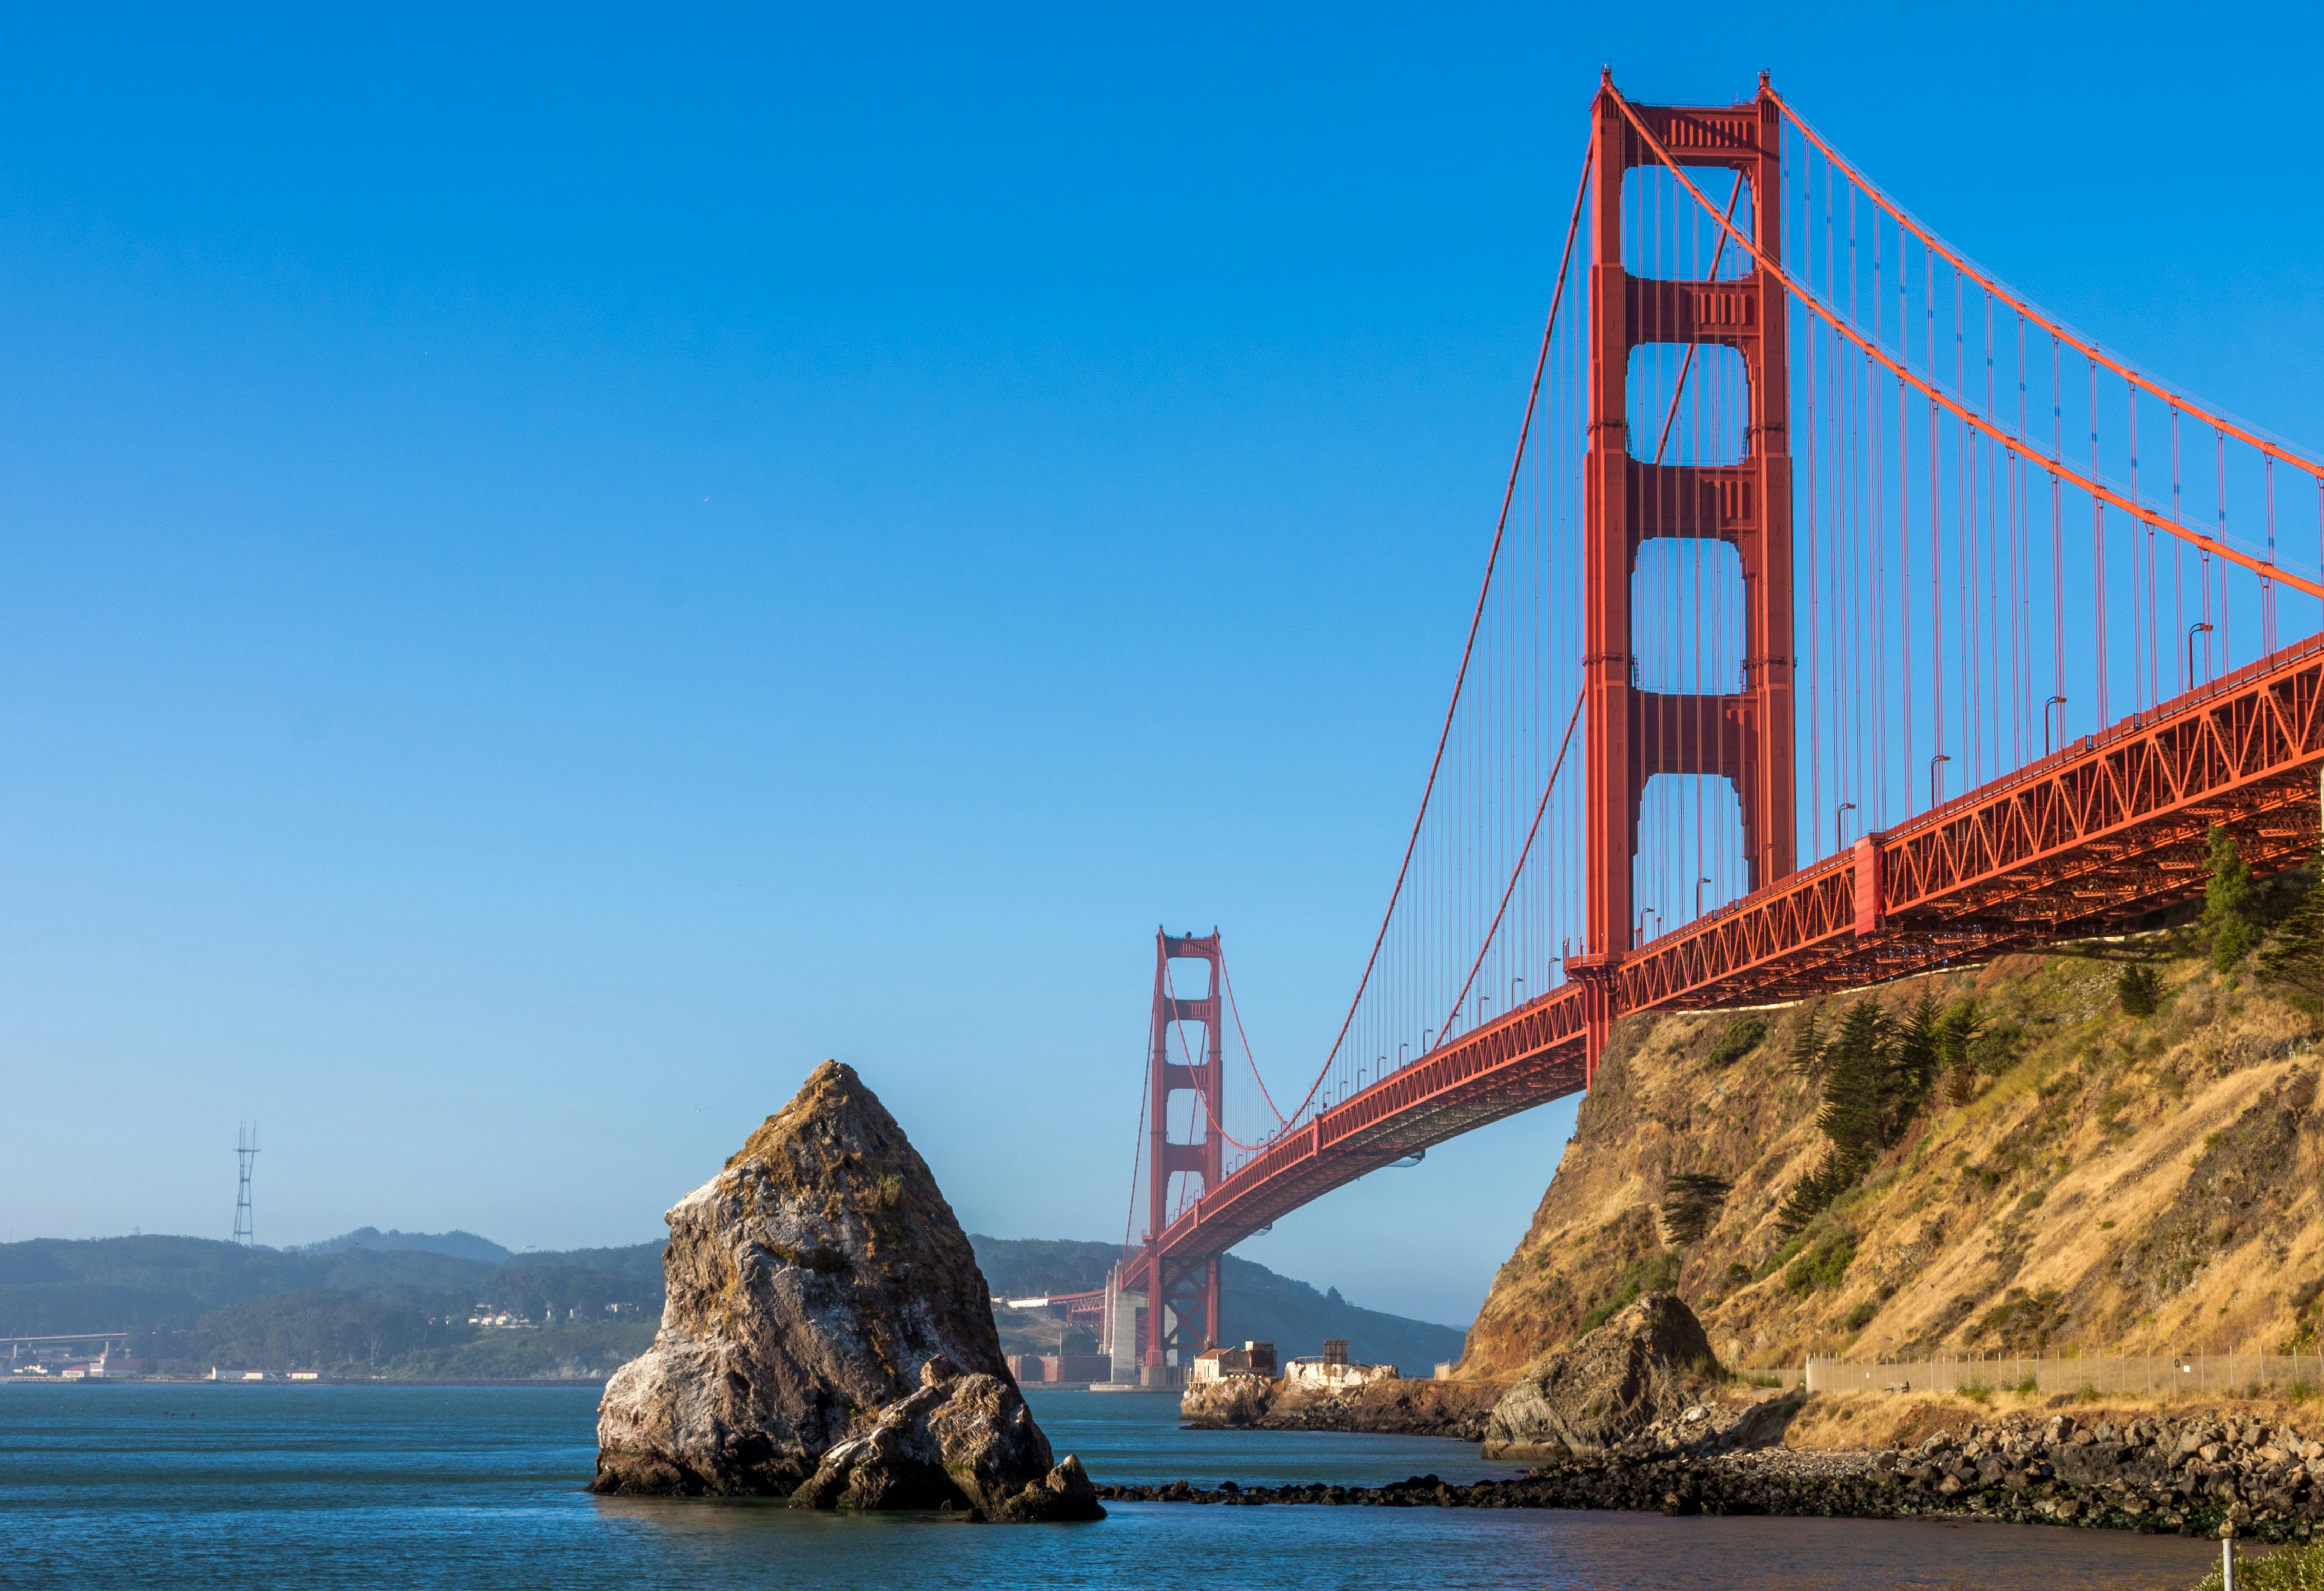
[{"xmin": 232, "ymin": 1123, "xmax": 259, "ymax": 1247}]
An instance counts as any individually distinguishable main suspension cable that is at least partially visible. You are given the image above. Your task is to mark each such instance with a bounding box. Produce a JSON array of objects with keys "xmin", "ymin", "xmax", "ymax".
[
  {"xmin": 1609, "ymin": 86, "xmax": 2324, "ymax": 602},
  {"xmin": 1772, "ymin": 93, "xmax": 2324, "ymax": 485}
]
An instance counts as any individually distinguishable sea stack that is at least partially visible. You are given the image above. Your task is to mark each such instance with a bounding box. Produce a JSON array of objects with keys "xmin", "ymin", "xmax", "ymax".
[{"xmin": 591, "ymin": 1059, "xmax": 1100, "ymax": 1521}]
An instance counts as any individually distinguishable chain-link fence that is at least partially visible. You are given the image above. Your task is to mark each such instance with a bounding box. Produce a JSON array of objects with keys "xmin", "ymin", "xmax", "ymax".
[{"xmin": 1804, "ymin": 1348, "xmax": 2324, "ymax": 1399}]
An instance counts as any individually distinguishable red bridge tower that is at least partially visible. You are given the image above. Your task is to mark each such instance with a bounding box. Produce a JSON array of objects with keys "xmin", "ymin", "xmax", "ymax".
[
  {"xmin": 1572, "ymin": 75, "xmax": 1797, "ymax": 1080},
  {"xmin": 1136, "ymin": 928, "xmax": 1223, "ymax": 1376}
]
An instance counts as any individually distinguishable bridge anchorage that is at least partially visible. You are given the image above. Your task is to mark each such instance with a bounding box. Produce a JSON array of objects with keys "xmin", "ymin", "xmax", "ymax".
[{"xmin": 1113, "ymin": 71, "xmax": 2324, "ymax": 1380}]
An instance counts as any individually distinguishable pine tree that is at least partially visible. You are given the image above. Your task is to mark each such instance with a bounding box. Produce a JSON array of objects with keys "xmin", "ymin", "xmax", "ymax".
[{"xmin": 2204, "ymin": 824, "xmax": 2259, "ymax": 972}]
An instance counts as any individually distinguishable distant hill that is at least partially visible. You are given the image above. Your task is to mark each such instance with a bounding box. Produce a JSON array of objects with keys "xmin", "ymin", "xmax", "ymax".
[
  {"xmin": 292, "ymin": 1227, "xmax": 513, "ymax": 1264},
  {"xmin": 0, "ymin": 1233, "xmax": 665, "ymax": 1379},
  {"xmin": 0, "ymin": 1229, "xmax": 1464, "ymax": 1381},
  {"xmin": 967, "ymin": 1234, "xmax": 1467, "ymax": 1376}
]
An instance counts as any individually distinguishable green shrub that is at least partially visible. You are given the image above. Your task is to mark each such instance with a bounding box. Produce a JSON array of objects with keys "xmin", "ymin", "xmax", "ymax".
[
  {"xmin": 2194, "ymin": 1539, "xmax": 2324, "ymax": 1590},
  {"xmin": 1578, "ymin": 1249, "xmax": 1682, "ymax": 1335},
  {"xmin": 1842, "ymin": 1300, "xmax": 1878, "ymax": 1331},
  {"xmin": 1708, "ymin": 1017, "xmax": 1769, "ymax": 1068},
  {"xmin": 1783, "ymin": 1230, "xmax": 1855, "ymax": 1297},
  {"xmin": 2117, "ymin": 964, "xmax": 2163, "ymax": 1018}
]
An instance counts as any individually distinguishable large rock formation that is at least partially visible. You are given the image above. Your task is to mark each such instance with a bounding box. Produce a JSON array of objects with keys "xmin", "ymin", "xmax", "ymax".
[
  {"xmin": 591, "ymin": 1060, "xmax": 1100, "ymax": 1520},
  {"xmin": 1482, "ymin": 1292, "xmax": 1723, "ymax": 1460}
]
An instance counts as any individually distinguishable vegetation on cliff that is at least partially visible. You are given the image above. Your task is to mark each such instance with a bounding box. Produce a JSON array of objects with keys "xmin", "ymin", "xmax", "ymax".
[{"xmin": 1461, "ymin": 850, "xmax": 2324, "ymax": 1380}]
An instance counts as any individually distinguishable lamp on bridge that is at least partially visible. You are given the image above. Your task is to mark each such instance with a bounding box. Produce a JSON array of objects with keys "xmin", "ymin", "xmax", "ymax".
[
  {"xmin": 1836, "ymin": 801, "xmax": 1856, "ymax": 848},
  {"xmin": 1928, "ymin": 753, "xmax": 1952, "ymax": 810},
  {"xmin": 2044, "ymin": 696, "xmax": 2069, "ymax": 755},
  {"xmin": 1695, "ymin": 876, "xmax": 1713, "ymax": 918},
  {"xmin": 2188, "ymin": 621, "xmax": 2215, "ymax": 691}
]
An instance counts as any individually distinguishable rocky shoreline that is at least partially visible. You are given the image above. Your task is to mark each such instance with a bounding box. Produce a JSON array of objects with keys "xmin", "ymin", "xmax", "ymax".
[
  {"xmin": 1100, "ymin": 1408, "xmax": 2324, "ymax": 1544},
  {"xmin": 1178, "ymin": 1375, "xmax": 1505, "ymax": 1441}
]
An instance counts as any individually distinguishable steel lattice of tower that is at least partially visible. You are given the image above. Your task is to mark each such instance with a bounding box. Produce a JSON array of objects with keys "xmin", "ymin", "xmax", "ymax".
[
  {"xmin": 1140, "ymin": 928, "xmax": 1222, "ymax": 1374},
  {"xmin": 1571, "ymin": 73, "xmax": 1796, "ymax": 1085},
  {"xmin": 232, "ymin": 1122, "xmax": 259, "ymax": 1248}
]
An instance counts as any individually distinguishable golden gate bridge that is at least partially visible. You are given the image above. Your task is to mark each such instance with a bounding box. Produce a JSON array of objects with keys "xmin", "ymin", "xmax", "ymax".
[{"xmin": 1104, "ymin": 71, "xmax": 2324, "ymax": 1381}]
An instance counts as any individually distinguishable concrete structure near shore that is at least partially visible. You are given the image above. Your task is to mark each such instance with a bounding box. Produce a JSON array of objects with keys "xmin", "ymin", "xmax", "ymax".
[
  {"xmin": 1283, "ymin": 1355, "xmax": 1396, "ymax": 1394},
  {"xmin": 1006, "ymin": 1353, "xmax": 1112, "ymax": 1386},
  {"xmin": 1190, "ymin": 1341, "xmax": 1277, "ymax": 1384}
]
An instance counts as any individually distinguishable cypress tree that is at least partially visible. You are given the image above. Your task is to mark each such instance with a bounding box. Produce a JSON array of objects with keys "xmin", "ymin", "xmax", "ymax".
[
  {"xmin": 1815, "ymin": 998, "xmax": 1893, "ymax": 1164},
  {"xmin": 1786, "ymin": 1004, "xmax": 1824, "ymax": 1076}
]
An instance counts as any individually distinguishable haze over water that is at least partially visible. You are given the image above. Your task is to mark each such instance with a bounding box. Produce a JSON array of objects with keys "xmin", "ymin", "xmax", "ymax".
[{"xmin": 2, "ymin": 1384, "xmax": 2217, "ymax": 1588}]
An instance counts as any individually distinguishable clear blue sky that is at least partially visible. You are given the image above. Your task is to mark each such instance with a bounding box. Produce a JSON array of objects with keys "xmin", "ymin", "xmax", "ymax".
[{"xmin": 4, "ymin": 4, "xmax": 2320, "ymax": 1327}]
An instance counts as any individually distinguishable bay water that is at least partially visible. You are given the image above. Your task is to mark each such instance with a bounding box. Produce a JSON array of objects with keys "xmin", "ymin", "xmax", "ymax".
[{"xmin": 0, "ymin": 1383, "xmax": 2221, "ymax": 1588}]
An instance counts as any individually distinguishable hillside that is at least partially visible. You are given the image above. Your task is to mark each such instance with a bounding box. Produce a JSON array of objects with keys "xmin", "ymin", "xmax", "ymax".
[
  {"xmin": 0, "ymin": 1231, "xmax": 665, "ymax": 1379},
  {"xmin": 969, "ymin": 1234, "xmax": 1467, "ymax": 1375},
  {"xmin": 1458, "ymin": 925, "xmax": 2324, "ymax": 1381},
  {"xmin": 292, "ymin": 1227, "xmax": 513, "ymax": 1263}
]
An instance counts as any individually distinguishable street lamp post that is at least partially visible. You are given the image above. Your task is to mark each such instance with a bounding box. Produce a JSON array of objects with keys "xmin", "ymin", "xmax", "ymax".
[
  {"xmin": 1929, "ymin": 752, "xmax": 1952, "ymax": 810},
  {"xmin": 2188, "ymin": 621, "xmax": 2215, "ymax": 691}
]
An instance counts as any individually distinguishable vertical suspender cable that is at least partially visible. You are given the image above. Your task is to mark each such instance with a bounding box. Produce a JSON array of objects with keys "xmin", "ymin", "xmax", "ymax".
[{"xmin": 2090, "ymin": 363, "xmax": 2107, "ymax": 726}]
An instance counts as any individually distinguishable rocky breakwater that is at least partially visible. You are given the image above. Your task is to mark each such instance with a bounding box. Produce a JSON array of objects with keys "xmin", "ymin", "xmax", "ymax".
[
  {"xmin": 1100, "ymin": 1402, "xmax": 2324, "ymax": 1543},
  {"xmin": 1874, "ymin": 1408, "xmax": 2324, "ymax": 1540},
  {"xmin": 590, "ymin": 1060, "xmax": 1100, "ymax": 1522}
]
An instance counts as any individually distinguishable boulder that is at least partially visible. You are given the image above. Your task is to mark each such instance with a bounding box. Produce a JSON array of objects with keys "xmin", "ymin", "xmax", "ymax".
[
  {"xmin": 591, "ymin": 1060, "xmax": 1100, "ymax": 1519},
  {"xmin": 1482, "ymin": 1292, "xmax": 1723, "ymax": 1460},
  {"xmin": 790, "ymin": 1356, "xmax": 1099, "ymax": 1520}
]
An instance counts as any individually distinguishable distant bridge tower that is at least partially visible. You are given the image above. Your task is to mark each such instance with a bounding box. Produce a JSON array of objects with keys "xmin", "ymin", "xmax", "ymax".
[
  {"xmin": 1572, "ymin": 73, "xmax": 1796, "ymax": 1082},
  {"xmin": 232, "ymin": 1122, "xmax": 259, "ymax": 1247},
  {"xmin": 1138, "ymin": 928, "xmax": 1223, "ymax": 1378}
]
